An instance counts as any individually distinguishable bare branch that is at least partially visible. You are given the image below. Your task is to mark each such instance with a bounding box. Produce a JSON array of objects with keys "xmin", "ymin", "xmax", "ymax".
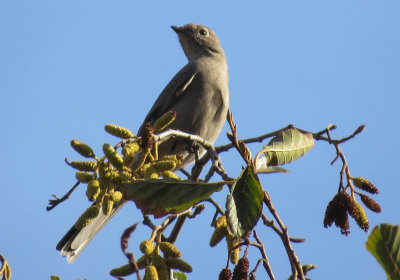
[
  {"xmin": 203, "ymin": 154, "xmax": 234, "ymax": 182},
  {"xmin": 216, "ymin": 124, "xmax": 294, "ymax": 154},
  {"xmin": 47, "ymin": 181, "xmax": 80, "ymax": 211},
  {"xmin": 154, "ymin": 129, "xmax": 231, "ymax": 181},
  {"xmin": 263, "ymin": 191, "xmax": 305, "ymax": 280},
  {"xmin": 261, "ymin": 213, "xmax": 305, "ymax": 243},
  {"xmin": 142, "ymin": 215, "xmax": 169, "ymax": 241},
  {"xmin": 252, "ymin": 230, "xmax": 276, "ymax": 280},
  {"xmin": 166, "ymin": 215, "xmax": 187, "ymax": 243},
  {"xmin": 206, "ymin": 197, "xmax": 225, "ymax": 215},
  {"xmin": 154, "ymin": 129, "xmax": 214, "ymax": 149}
]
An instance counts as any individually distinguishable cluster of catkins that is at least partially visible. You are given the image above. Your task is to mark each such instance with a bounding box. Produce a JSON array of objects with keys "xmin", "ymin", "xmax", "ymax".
[
  {"xmin": 209, "ymin": 215, "xmax": 241, "ymax": 264},
  {"xmin": 110, "ymin": 240, "xmax": 192, "ymax": 280},
  {"xmin": 67, "ymin": 112, "xmax": 181, "ymax": 231},
  {"xmin": 210, "ymin": 215, "xmax": 254, "ymax": 280},
  {"xmin": 324, "ymin": 176, "xmax": 381, "ymax": 235},
  {"xmin": 218, "ymin": 257, "xmax": 250, "ymax": 280}
]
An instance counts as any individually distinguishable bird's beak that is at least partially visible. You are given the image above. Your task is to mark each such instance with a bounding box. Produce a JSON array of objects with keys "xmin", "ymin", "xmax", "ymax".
[{"xmin": 171, "ymin": 25, "xmax": 183, "ymax": 34}]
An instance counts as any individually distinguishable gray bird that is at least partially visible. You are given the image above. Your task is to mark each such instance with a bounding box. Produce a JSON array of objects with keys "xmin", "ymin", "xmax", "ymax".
[{"xmin": 57, "ymin": 23, "xmax": 230, "ymax": 262}]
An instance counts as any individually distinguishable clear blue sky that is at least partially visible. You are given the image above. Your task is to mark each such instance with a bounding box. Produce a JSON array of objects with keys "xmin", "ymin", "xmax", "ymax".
[{"xmin": 1, "ymin": 1, "xmax": 399, "ymax": 279}]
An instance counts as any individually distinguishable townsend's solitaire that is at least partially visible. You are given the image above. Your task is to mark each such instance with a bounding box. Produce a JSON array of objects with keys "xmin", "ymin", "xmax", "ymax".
[{"xmin": 57, "ymin": 23, "xmax": 230, "ymax": 262}]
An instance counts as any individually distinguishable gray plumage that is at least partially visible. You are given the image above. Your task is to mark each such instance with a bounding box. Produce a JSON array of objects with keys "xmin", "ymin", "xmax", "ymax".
[{"xmin": 57, "ymin": 23, "xmax": 230, "ymax": 262}]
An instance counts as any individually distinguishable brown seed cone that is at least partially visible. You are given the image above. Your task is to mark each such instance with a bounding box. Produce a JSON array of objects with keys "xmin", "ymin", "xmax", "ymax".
[
  {"xmin": 360, "ymin": 193, "xmax": 381, "ymax": 213},
  {"xmin": 337, "ymin": 209, "xmax": 350, "ymax": 236},
  {"xmin": 336, "ymin": 193, "xmax": 351, "ymax": 235},
  {"xmin": 219, "ymin": 268, "xmax": 232, "ymax": 280},
  {"xmin": 324, "ymin": 192, "xmax": 351, "ymax": 235},
  {"xmin": 340, "ymin": 192, "xmax": 358, "ymax": 218},
  {"xmin": 323, "ymin": 197, "xmax": 336, "ymax": 228},
  {"xmin": 232, "ymin": 257, "xmax": 249, "ymax": 280},
  {"xmin": 140, "ymin": 122, "xmax": 154, "ymax": 150}
]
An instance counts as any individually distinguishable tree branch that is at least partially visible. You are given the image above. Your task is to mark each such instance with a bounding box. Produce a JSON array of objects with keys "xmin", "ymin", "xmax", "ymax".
[
  {"xmin": 216, "ymin": 124, "xmax": 295, "ymax": 154},
  {"xmin": 47, "ymin": 181, "xmax": 80, "ymax": 211},
  {"xmin": 263, "ymin": 191, "xmax": 305, "ymax": 280},
  {"xmin": 252, "ymin": 230, "xmax": 276, "ymax": 280}
]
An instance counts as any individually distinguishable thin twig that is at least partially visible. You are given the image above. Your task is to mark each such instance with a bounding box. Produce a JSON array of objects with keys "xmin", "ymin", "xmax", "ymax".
[
  {"xmin": 142, "ymin": 215, "xmax": 169, "ymax": 241},
  {"xmin": 154, "ymin": 129, "xmax": 214, "ymax": 149},
  {"xmin": 143, "ymin": 208, "xmax": 193, "ymax": 245},
  {"xmin": 216, "ymin": 124, "xmax": 295, "ymax": 154},
  {"xmin": 203, "ymin": 154, "xmax": 234, "ymax": 183},
  {"xmin": 224, "ymin": 111, "xmax": 303, "ymax": 279},
  {"xmin": 324, "ymin": 126, "xmax": 357, "ymax": 197},
  {"xmin": 250, "ymin": 258, "xmax": 266, "ymax": 280},
  {"xmin": 310, "ymin": 124, "xmax": 365, "ymax": 144},
  {"xmin": 178, "ymin": 168, "xmax": 192, "ymax": 179},
  {"xmin": 226, "ymin": 111, "xmax": 252, "ymax": 165},
  {"xmin": 47, "ymin": 181, "xmax": 80, "ymax": 211},
  {"xmin": 166, "ymin": 215, "xmax": 188, "ymax": 243},
  {"xmin": 0, "ymin": 255, "xmax": 10, "ymax": 279},
  {"xmin": 153, "ymin": 129, "xmax": 225, "ymax": 181},
  {"xmin": 252, "ymin": 230, "xmax": 276, "ymax": 280},
  {"xmin": 263, "ymin": 191, "xmax": 305, "ymax": 280},
  {"xmin": 207, "ymin": 197, "xmax": 225, "ymax": 215},
  {"xmin": 261, "ymin": 213, "xmax": 305, "ymax": 243},
  {"xmin": 192, "ymin": 124, "xmax": 298, "ymax": 175}
]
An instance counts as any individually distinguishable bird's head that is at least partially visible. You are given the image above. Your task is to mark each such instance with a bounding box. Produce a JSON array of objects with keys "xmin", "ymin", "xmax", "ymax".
[{"xmin": 171, "ymin": 24, "xmax": 224, "ymax": 61}]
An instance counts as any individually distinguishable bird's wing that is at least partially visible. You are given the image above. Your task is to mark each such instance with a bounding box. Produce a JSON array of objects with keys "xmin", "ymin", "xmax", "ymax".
[{"xmin": 138, "ymin": 63, "xmax": 197, "ymax": 134}]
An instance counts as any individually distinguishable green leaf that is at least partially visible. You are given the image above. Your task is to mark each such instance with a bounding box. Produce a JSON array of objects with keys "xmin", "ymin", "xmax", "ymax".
[
  {"xmin": 173, "ymin": 271, "xmax": 187, "ymax": 280},
  {"xmin": 366, "ymin": 223, "xmax": 400, "ymax": 280},
  {"xmin": 50, "ymin": 276, "xmax": 61, "ymax": 280},
  {"xmin": 124, "ymin": 179, "xmax": 224, "ymax": 218},
  {"xmin": 226, "ymin": 166, "xmax": 263, "ymax": 237},
  {"xmin": 261, "ymin": 128, "xmax": 314, "ymax": 166}
]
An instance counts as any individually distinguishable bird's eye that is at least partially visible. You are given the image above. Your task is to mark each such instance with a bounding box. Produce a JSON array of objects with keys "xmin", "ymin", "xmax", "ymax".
[{"xmin": 199, "ymin": 29, "xmax": 208, "ymax": 36}]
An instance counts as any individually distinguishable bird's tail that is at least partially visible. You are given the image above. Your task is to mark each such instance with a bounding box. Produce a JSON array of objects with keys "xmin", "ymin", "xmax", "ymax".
[{"xmin": 56, "ymin": 200, "xmax": 127, "ymax": 263}]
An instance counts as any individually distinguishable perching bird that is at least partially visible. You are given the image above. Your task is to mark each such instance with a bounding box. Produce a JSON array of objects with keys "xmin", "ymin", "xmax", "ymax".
[{"xmin": 57, "ymin": 23, "xmax": 230, "ymax": 262}]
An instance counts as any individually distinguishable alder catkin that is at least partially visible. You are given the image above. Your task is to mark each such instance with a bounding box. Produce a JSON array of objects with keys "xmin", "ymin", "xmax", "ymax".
[
  {"xmin": 104, "ymin": 124, "xmax": 134, "ymax": 139},
  {"xmin": 70, "ymin": 139, "xmax": 95, "ymax": 158}
]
